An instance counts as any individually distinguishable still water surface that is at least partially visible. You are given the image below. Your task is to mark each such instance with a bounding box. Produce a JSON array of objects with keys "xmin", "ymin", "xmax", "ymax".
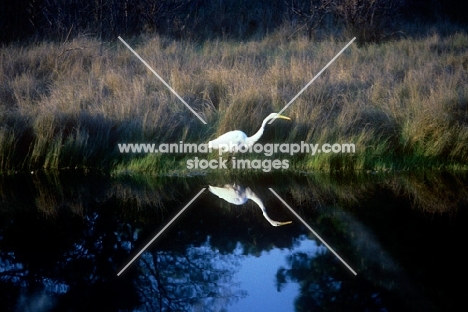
[{"xmin": 0, "ymin": 172, "xmax": 467, "ymax": 311}]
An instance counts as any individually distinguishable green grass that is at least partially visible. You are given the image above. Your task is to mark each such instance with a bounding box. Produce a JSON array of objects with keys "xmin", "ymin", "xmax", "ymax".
[{"xmin": 1, "ymin": 25, "xmax": 468, "ymax": 175}]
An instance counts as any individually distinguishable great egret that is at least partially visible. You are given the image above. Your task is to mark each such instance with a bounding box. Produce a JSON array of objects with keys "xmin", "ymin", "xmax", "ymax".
[
  {"xmin": 208, "ymin": 113, "xmax": 291, "ymax": 153},
  {"xmin": 208, "ymin": 184, "xmax": 292, "ymax": 227}
]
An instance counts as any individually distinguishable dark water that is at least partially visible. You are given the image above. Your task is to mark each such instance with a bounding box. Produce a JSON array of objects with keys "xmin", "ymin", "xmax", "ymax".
[{"xmin": 1, "ymin": 171, "xmax": 467, "ymax": 311}]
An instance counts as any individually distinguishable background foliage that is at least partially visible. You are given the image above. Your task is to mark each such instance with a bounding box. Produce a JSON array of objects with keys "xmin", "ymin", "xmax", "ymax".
[{"xmin": 1, "ymin": 0, "xmax": 467, "ymax": 43}]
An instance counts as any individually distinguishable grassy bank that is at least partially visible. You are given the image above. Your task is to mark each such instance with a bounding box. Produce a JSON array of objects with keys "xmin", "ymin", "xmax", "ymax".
[{"xmin": 1, "ymin": 25, "xmax": 467, "ymax": 175}]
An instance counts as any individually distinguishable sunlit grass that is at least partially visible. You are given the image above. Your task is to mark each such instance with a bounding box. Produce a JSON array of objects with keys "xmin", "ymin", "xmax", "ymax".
[{"xmin": 1, "ymin": 26, "xmax": 467, "ymax": 174}]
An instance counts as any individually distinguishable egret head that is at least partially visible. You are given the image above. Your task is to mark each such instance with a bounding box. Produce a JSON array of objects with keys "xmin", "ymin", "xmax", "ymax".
[{"xmin": 267, "ymin": 113, "xmax": 291, "ymax": 122}]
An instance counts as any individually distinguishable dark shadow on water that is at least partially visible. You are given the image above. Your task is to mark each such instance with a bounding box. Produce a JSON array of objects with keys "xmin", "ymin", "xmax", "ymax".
[{"xmin": 0, "ymin": 171, "xmax": 467, "ymax": 311}]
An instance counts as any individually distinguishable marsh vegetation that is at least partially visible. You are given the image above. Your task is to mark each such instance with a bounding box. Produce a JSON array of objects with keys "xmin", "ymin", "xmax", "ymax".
[
  {"xmin": 1, "ymin": 27, "xmax": 467, "ymax": 174},
  {"xmin": 1, "ymin": 0, "xmax": 467, "ymax": 175}
]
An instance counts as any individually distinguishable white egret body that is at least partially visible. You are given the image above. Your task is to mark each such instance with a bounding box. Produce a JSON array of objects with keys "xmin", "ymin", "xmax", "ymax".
[
  {"xmin": 208, "ymin": 184, "xmax": 292, "ymax": 227},
  {"xmin": 208, "ymin": 113, "xmax": 290, "ymax": 153}
]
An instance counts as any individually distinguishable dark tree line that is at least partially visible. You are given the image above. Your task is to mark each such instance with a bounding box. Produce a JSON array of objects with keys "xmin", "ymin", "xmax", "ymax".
[
  {"xmin": 1, "ymin": 0, "xmax": 467, "ymax": 43},
  {"xmin": 0, "ymin": 0, "xmax": 285, "ymax": 42}
]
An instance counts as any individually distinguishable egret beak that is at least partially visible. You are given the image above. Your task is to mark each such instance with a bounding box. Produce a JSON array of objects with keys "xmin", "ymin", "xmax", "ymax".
[
  {"xmin": 277, "ymin": 115, "xmax": 291, "ymax": 121},
  {"xmin": 271, "ymin": 220, "xmax": 293, "ymax": 227}
]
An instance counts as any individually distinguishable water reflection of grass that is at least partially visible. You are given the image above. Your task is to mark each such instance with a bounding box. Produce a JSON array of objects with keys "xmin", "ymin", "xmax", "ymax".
[
  {"xmin": 2, "ymin": 171, "xmax": 464, "ymax": 219},
  {"xmin": 290, "ymin": 171, "xmax": 468, "ymax": 214},
  {"xmin": 1, "ymin": 29, "xmax": 467, "ymax": 174}
]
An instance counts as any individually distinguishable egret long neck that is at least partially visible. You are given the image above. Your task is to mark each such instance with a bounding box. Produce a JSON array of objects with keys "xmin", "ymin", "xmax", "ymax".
[
  {"xmin": 246, "ymin": 187, "xmax": 292, "ymax": 227},
  {"xmin": 246, "ymin": 118, "xmax": 270, "ymax": 146}
]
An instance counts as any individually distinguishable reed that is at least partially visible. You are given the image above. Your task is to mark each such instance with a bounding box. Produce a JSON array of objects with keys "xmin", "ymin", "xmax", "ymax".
[{"xmin": 1, "ymin": 26, "xmax": 467, "ymax": 174}]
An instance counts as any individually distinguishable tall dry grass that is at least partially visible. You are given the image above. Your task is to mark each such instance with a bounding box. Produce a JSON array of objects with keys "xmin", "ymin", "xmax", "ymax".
[{"xmin": 1, "ymin": 26, "xmax": 467, "ymax": 173}]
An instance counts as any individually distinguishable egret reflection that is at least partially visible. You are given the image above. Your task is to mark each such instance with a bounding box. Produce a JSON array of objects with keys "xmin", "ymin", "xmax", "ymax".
[{"xmin": 208, "ymin": 184, "xmax": 292, "ymax": 227}]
